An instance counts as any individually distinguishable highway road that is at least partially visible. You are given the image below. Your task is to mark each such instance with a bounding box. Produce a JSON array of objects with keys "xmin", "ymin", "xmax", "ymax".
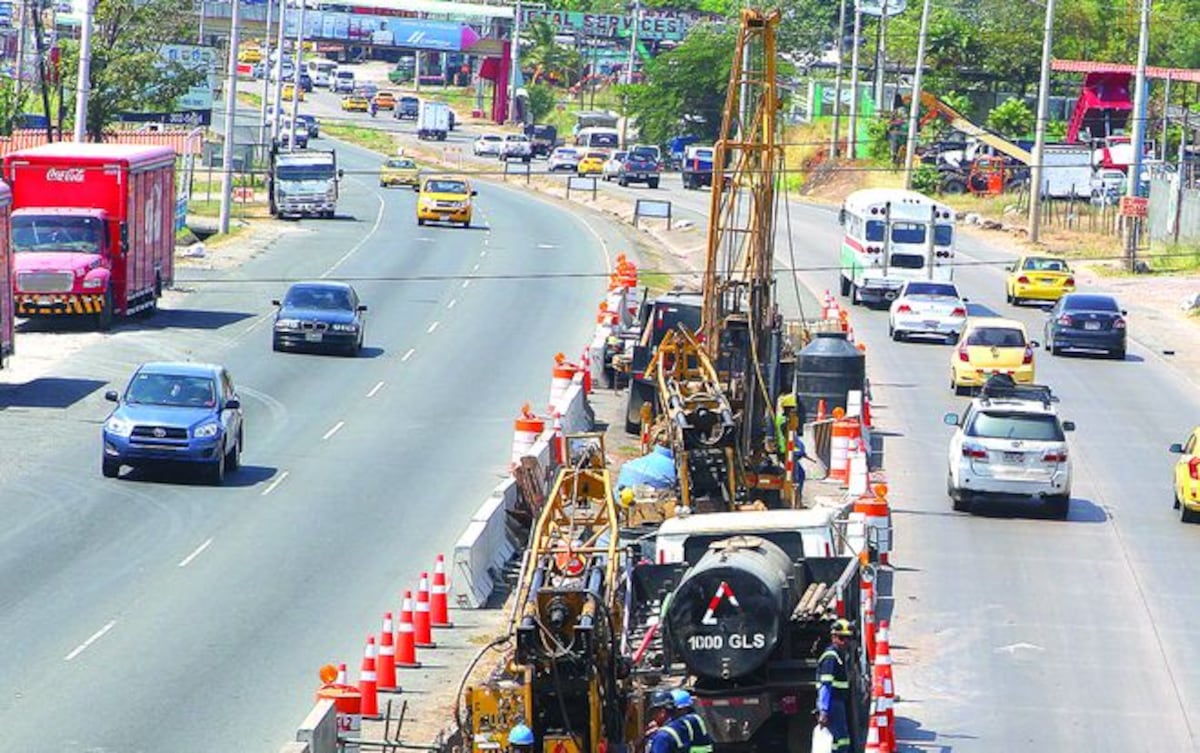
[
  {"xmin": 0, "ymin": 134, "xmax": 611, "ymax": 750},
  {"xmin": 280, "ymin": 87, "xmax": 1200, "ymax": 748}
]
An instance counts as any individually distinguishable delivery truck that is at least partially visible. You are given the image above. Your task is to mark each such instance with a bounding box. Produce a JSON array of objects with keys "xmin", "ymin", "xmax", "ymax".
[
  {"xmin": 417, "ymin": 101, "xmax": 451, "ymax": 141},
  {"xmin": 269, "ymin": 148, "xmax": 341, "ymax": 219},
  {"xmin": 3, "ymin": 143, "xmax": 175, "ymax": 330},
  {"xmin": 0, "ymin": 180, "xmax": 12, "ymax": 367}
]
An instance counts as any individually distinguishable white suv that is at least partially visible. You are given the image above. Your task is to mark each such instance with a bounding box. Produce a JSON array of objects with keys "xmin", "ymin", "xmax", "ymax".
[{"xmin": 943, "ymin": 380, "xmax": 1075, "ymax": 518}]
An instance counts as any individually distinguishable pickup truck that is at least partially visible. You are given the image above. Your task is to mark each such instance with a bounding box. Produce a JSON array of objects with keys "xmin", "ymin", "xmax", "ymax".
[
  {"xmin": 500, "ymin": 134, "xmax": 533, "ymax": 162},
  {"xmin": 680, "ymin": 145, "xmax": 714, "ymax": 190}
]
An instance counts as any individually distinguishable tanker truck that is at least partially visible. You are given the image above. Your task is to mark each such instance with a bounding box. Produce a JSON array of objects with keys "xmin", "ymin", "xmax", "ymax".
[{"xmin": 625, "ymin": 511, "xmax": 871, "ymax": 753}]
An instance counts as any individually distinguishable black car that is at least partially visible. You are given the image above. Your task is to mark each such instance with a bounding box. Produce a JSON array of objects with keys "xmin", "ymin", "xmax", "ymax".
[
  {"xmin": 395, "ymin": 96, "xmax": 420, "ymax": 120},
  {"xmin": 1043, "ymin": 292, "xmax": 1127, "ymax": 359},
  {"xmin": 295, "ymin": 113, "xmax": 319, "ymax": 138},
  {"xmin": 617, "ymin": 153, "xmax": 661, "ymax": 188},
  {"xmin": 299, "ymin": 72, "xmax": 313, "ymax": 92},
  {"xmin": 272, "ymin": 281, "xmax": 367, "ymax": 356}
]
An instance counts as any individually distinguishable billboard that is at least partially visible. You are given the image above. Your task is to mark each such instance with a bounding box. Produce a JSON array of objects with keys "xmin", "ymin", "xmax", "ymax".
[
  {"xmin": 118, "ymin": 44, "xmax": 216, "ymax": 125},
  {"xmin": 282, "ymin": 8, "xmax": 477, "ymax": 51},
  {"xmin": 856, "ymin": 0, "xmax": 908, "ymax": 17},
  {"xmin": 517, "ymin": 9, "xmax": 705, "ymax": 42}
]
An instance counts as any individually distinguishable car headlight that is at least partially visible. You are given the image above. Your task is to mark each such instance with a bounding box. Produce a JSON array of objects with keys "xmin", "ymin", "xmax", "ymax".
[
  {"xmin": 193, "ymin": 422, "xmax": 221, "ymax": 439},
  {"xmin": 104, "ymin": 416, "xmax": 134, "ymax": 437},
  {"xmin": 83, "ymin": 277, "xmax": 105, "ymax": 289},
  {"xmin": 275, "ymin": 318, "xmax": 301, "ymax": 330},
  {"xmin": 330, "ymin": 322, "xmax": 358, "ymax": 332}
]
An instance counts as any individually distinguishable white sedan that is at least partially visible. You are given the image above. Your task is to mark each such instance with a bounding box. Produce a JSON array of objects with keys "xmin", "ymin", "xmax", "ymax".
[
  {"xmin": 548, "ymin": 147, "xmax": 581, "ymax": 172},
  {"xmin": 473, "ymin": 134, "xmax": 504, "ymax": 156},
  {"xmin": 602, "ymin": 150, "xmax": 628, "ymax": 181},
  {"xmin": 888, "ymin": 280, "xmax": 967, "ymax": 342}
]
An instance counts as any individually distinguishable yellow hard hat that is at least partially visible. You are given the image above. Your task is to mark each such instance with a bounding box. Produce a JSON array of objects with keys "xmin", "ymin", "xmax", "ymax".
[
  {"xmin": 831, "ymin": 618, "xmax": 854, "ymax": 637},
  {"xmin": 779, "ymin": 394, "xmax": 797, "ymax": 409},
  {"xmin": 619, "ymin": 487, "xmax": 635, "ymax": 508}
]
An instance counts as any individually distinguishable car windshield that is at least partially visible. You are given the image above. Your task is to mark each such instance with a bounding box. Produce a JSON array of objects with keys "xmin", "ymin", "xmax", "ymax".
[
  {"xmin": 966, "ymin": 327, "xmax": 1026, "ymax": 347},
  {"xmin": 12, "ymin": 215, "xmax": 104, "ymax": 253},
  {"xmin": 1064, "ymin": 295, "xmax": 1119, "ymax": 312},
  {"xmin": 425, "ymin": 180, "xmax": 468, "ymax": 194},
  {"xmin": 386, "ymin": 158, "xmax": 416, "ymax": 169},
  {"xmin": 612, "ymin": 151, "xmax": 628, "ymax": 161},
  {"xmin": 126, "ymin": 373, "xmax": 217, "ymax": 408},
  {"xmin": 905, "ymin": 282, "xmax": 958, "ymax": 297},
  {"xmin": 277, "ymin": 164, "xmax": 334, "ymax": 181},
  {"xmin": 627, "ymin": 154, "xmax": 653, "ymax": 164},
  {"xmin": 482, "ymin": 135, "xmax": 502, "ymax": 142},
  {"xmin": 1022, "ymin": 257, "xmax": 1069, "ymax": 272},
  {"xmin": 284, "ymin": 286, "xmax": 352, "ymax": 310},
  {"xmin": 586, "ymin": 152, "xmax": 607, "ymax": 160},
  {"xmin": 555, "ymin": 149, "xmax": 577, "ymax": 158},
  {"xmin": 967, "ymin": 411, "xmax": 1064, "ymax": 441}
]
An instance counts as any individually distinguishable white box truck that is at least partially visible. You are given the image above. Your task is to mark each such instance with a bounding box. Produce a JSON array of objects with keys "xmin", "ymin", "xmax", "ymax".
[{"xmin": 417, "ymin": 101, "xmax": 451, "ymax": 141}]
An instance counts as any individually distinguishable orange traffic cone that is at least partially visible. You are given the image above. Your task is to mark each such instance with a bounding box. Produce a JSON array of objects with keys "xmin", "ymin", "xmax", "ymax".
[
  {"xmin": 358, "ymin": 636, "xmax": 381, "ymax": 720},
  {"xmin": 581, "ymin": 348, "xmax": 592, "ymax": 395},
  {"xmin": 396, "ymin": 590, "xmax": 421, "ymax": 669},
  {"xmin": 874, "ymin": 621, "xmax": 896, "ymax": 752},
  {"xmin": 816, "ymin": 399, "xmax": 828, "ymax": 422},
  {"xmin": 377, "ymin": 612, "xmax": 399, "ymax": 692},
  {"xmin": 336, "ymin": 662, "xmax": 348, "ymax": 685},
  {"xmin": 864, "ymin": 699, "xmax": 882, "ymax": 753},
  {"xmin": 431, "ymin": 554, "xmax": 453, "ymax": 628},
  {"xmin": 414, "ymin": 573, "xmax": 436, "ymax": 648},
  {"xmin": 861, "ymin": 572, "xmax": 876, "ymax": 664}
]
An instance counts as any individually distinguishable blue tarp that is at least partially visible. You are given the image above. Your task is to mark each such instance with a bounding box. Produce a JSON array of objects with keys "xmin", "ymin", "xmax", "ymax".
[{"xmin": 616, "ymin": 445, "xmax": 676, "ymax": 491}]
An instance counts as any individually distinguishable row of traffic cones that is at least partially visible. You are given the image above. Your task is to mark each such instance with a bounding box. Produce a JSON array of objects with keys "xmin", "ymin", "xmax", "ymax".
[
  {"xmin": 327, "ymin": 555, "xmax": 455, "ymax": 720},
  {"xmin": 864, "ymin": 620, "xmax": 897, "ymax": 752}
]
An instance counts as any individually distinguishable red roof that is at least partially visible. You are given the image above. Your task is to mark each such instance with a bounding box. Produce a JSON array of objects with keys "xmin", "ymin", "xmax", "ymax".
[
  {"xmin": 4, "ymin": 142, "xmax": 177, "ymax": 166},
  {"xmin": 1052, "ymin": 58, "xmax": 1200, "ymax": 83}
]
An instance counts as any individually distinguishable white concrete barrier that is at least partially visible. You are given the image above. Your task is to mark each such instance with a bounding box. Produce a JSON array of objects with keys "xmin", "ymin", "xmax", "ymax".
[
  {"xmin": 296, "ymin": 700, "xmax": 337, "ymax": 753},
  {"xmin": 278, "ymin": 742, "xmax": 309, "ymax": 753}
]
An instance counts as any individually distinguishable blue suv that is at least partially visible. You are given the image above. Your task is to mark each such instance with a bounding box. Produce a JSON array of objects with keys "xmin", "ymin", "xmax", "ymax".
[{"xmin": 102, "ymin": 362, "xmax": 245, "ymax": 484}]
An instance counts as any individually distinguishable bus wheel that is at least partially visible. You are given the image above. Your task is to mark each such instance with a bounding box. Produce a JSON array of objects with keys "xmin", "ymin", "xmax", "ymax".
[
  {"xmin": 96, "ymin": 289, "xmax": 114, "ymax": 331},
  {"xmin": 839, "ymin": 275, "xmax": 850, "ymax": 297}
]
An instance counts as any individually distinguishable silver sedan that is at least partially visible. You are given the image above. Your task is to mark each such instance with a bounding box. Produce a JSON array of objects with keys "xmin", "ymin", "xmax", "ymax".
[{"xmin": 888, "ymin": 280, "xmax": 968, "ymax": 342}]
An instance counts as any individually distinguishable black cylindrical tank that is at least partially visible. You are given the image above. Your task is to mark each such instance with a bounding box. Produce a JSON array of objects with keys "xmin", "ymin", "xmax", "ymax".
[
  {"xmin": 666, "ymin": 537, "xmax": 797, "ymax": 681},
  {"xmin": 794, "ymin": 331, "xmax": 866, "ymax": 417}
]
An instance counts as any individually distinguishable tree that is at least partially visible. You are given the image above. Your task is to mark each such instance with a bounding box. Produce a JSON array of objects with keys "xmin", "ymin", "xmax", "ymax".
[
  {"xmin": 625, "ymin": 22, "xmax": 735, "ymax": 145},
  {"xmin": 522, "ymin": 19, "xmax": 582, "ymax": 86},
  {"xmin": 59, "ymin": 0, "xmax": 204, "ymax": 141},
  {"xmin": 526, "ymin": 83, "xmax": 558, "ymax": 123},
  {"xmin": 985, "ymin": 97, "xmax": 1034, "ymax": 138},
  {"xmin": 0, "ymin": 79, "xmax": 30, "ymax": 136}
]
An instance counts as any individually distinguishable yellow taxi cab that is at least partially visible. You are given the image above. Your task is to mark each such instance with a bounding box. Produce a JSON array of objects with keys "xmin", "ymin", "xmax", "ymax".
[
  {"xmin": 1006, "ymin": 255, "xmax": 1075, "ymax": 305},
  {"xmin": 281, "ymin": 82, "xmax": 305, "ymax": 102},
  {"xmin": 238, "ymin": 47, "xmax": 263, "ymax": 64},
  {"xmin": 950, "ymin": 317, "xmax": 1036, "ymax": 395},
  {"xmin": 1171, "ymin": 428, "xmax": 1200, "ymax": 522},
  {"xmin": 341, "ymin": 94, "xmax": 369, "ymax": 112},
  {"xmin": 577, "ymin": 150, "xmax": 608, "ymax": 176},
  {"xmin": 415, "ymin": 176, "xmax": 476, "ymax": 228},
  {"xmin": 380, "ymin": 155, "xmax": 420, "ymax": 188},
  {"xmin": 373, "ymin": 91, "xmax": 397, "ymax": 110}
]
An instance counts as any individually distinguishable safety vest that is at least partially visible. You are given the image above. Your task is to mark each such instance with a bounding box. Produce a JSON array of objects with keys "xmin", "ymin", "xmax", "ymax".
[
  {"xmin": 679, "ymin": 713, "xmax": 713, "ymax": 753},
  {"xmin": 817, "ymin": 646, "xmax": 849, "ymax": 698}
]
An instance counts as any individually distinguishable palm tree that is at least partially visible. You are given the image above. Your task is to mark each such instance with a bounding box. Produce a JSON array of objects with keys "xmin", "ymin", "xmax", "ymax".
[{"xmin": 523, "ymin": 20, "xmax": 582, "ymax": 85}]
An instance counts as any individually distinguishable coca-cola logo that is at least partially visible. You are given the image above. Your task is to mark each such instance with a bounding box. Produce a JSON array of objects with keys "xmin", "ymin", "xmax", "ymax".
[{"xmin": 46, "ymin": 168, "xmax": 86, "ymax": 183}]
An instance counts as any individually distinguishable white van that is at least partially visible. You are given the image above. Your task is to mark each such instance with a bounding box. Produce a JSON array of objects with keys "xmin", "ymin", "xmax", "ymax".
[
  {"xmin": 307, "ymin": 59, "xmax": 336, "ymax": 88},
  {"xmin": 333, "ymin": 69, "xmax": 356, "ymax": 93}
]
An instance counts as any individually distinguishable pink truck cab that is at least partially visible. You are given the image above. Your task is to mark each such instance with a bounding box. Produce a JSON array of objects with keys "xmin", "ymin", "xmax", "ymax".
[{"xmin": 3, "ymin": 143, "xmax": 176, "ymax": 330}]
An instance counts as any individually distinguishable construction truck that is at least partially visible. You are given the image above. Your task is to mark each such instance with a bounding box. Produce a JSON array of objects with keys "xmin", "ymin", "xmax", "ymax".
[
  {"xmin": 269, "ymin": 148, "xmax": 341, "ymax": 219},
  {"xmin": 624, "ymin": 511, "xmax": 871, "ymax": 753}
]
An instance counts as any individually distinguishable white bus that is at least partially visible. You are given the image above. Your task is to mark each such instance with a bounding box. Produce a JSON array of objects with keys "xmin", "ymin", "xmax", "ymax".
[
  {"xmin": 837, "ymin": 188, "xmax": 957, "ymax": 306},
  {"xmin": 574, "ymin": 127, "xmax": 621, "ymax": 150},
  {"xmin": 307, "ymin": 58, "xmax": 336, "ymax": 88}
]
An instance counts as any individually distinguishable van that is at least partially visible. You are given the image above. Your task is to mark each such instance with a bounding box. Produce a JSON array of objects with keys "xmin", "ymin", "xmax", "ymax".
[
  {"xmin": 333, "ymin": 69, "xmax": 356, "ymax": 94},
  {"xmin": 307, "ymin": 59, "xmax": 336, "ymax": 88}
]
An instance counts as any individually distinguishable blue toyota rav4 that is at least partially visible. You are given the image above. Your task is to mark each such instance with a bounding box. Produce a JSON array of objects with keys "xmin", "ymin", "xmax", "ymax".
[{"xmin": 102, "ymin": 362, "xmax": 244, "ymax": 484}]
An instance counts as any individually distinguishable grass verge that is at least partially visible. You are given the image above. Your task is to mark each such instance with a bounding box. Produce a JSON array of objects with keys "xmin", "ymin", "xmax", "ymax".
[
  {"xmin": 237, "ymin": 91, "xmax": 263, "ymax": 109},
  {"xmin": 188, "ymin": 198, "xmax": 270, "ymax": 219},
  {"xmin": 322, "ymin": 123, "xmax": 398, "ymax": 155}
]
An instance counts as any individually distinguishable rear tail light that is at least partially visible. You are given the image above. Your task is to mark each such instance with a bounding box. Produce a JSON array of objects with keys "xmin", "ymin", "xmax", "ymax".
[
  {"xmin": 896, "ymin": 304, "xmax": 913, "ymax": 314},
  {"xmin": 1017, "ymin": 275, "xmax": 1030, "ymax": 284},
  {"xmin": 867, "ymin": 246, "xmax": 882, "ymax": 254},
  {"xmin": 655, "ymin": 311, "xmax": 664, "ymax": 329},
  {"xmin": 962, "ymin": 443, "xmax": 988, "ymax": 460},
  {"xmin": 1190, "ymin": 457, "xmax": 1200, "ymax": 481},
  {"xmin": 1023, "ymin": 346, "xmax": 1034, "ymax": 365},
  {"xmin": 1057, "ymin": 314, "xmax": 1074, "ymax": 326},
  {"xmin": 958, "ymin": 347, "xmax": 970, "ymax": 362},
  {"xmin": 1065, "ymin": 277, "xmax": 1076, "ymax": 287},
  {"xmin": 1043, "ymin": 449, "xmax": 1068, "ymax": 463},
  {"xmin": 951, "ymin": 307, "xmax": 966, "ymax": 317},
  {"xmin": 1113, "ymin": 317, "xmax": 1126, "ymax": 329}
]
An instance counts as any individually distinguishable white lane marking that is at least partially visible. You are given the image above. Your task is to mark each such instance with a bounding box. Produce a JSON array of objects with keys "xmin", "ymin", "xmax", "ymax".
[
  {"xmin": 536, "ymin": 243, "xmax": 557, "ymax": 249},
  {"xmin": 415, "ymin": 237, "xmax": 435, "ymax": 242},
  {"xmin": 64, "ymin": 620, "xmax": 117, "ymax": 661},
  {"xmin": 402, "ymin": 348, "xmax": 415, "ymax": 362},
  {"xmin": 472, "ymin": 263, "xmax": 480, "ymax": 272},
  {"xmin": 447, "ymin": 299, "xmax": 457, "ymax": 309},
  {"xmin": 322, "ymin": 192, "xmax": 386, "ymax": 278},
  {"xmin": 322, "ymin": 421, "xmax": 345, "ymax": 440},
  {"xmin": 367, "ymin": 381, "xmax": 385, "ymax": 398},
  {"xmin": 178, "ymin": 538, "xmax": 213, "ymax": 568},
  {"xmin": 462, "ymin": 280, "xmax": 470, "ymax": 289},
  {"xmin": 244, "ymin": 314, "xmax": 273, "ymax": 334},
  {"xmin": 483, "ymin": 238, "xmax": 489, "ymax": 245},
  {"xmin": 427, "ymin": 321, "xmax": 439, "ymax": 334},
  {"xmin": 261, "ymin": 470, "xmax": 290, "ymax": 496},
  {"xmin": 480, "ymin": 250, "xmax": 487, "ymax": 257}
]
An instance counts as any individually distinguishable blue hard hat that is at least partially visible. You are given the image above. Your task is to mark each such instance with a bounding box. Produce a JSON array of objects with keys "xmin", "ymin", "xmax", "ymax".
[
  {"xmin": 649, "ymin": 689, "xmax": 675, "ymax": 710},
  {"xmin": 670, "ymin": 688, "xmax": 693, "ymax": 708},
  {"xmin": 508, "ymin": 724, "xmax": 534, "ymax": 746}
]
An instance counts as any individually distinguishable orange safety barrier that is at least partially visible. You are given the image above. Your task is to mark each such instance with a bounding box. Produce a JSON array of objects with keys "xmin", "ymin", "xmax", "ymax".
[
  {"xmin": 511, "ymin": 404, "xmax": 545, "ymax": 467},
  {"xmin": 829, "ymin": 418, "xmax": 862, "ymax": 485},
  {"xmin": 549, "ymin": 352, "xmax": 581, "ymax": 410},
  {"xmin": 874, "ymin": 621, "xmax": 896, "ymax": 752},
  {"xmin": 316, "ymin": 664, "xmax": 362, "ymax": 741},
  {"xmin": 553, "ymin": 413, "xmax": 566, "ymax": 465},
  {"xmin": 861, "ymin": 569, "xmax": 876, "ymax": 664},
  {"xmin": 855, "ymin": 483, "xmax": 892, "ymax": 565}
]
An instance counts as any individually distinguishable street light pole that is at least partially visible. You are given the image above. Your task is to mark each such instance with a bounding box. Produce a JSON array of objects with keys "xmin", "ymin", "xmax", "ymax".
[
  {"xmin": 829, "ymin": 0, "xmax": 848, "ymax": 158},
  {"xmin": 288, "ymin": 0, "xmax": 306, "ymax": 151},
  {"xmin": 873, "ymin": 0, "xmax": 888, "ymax": 112},
  {"xmin": 902, "ymin": 0, "xmax": 931, "ymax": 187},
  {"xmin": 1124, "ymin": 0, "xmax": 1152, "ymax": 271},
  {"xmin": 198, "ymin": 0, "xmax": 206, "ymax": 45},
  {"xmin": 218, "ymin": 0, "xmax": 241, "ymax": 235},
  {"xmin": 259, "ymin": 0, "xmax": 275, "ymax": 146},
  {"xmin": 847, "ymin": 2, "xmax": 862, "ymax": 159},
  {"xmin": 73, "ymin": 0, "xmax": 95, "ymax": 142},
  {"xmin": 271, "ymin": 0, "xmax": 287, "ymax": 142},
  {"xmin": 626, "ymin": 0, "xmax": 640, "ymax": 86},
  {"xmin": 508, "ymin": 0, "xmax": 521, "ymax": 125},
  {"xmin": 1027, "ymin": 0, "xmax": 1056, "ymax": 242}
]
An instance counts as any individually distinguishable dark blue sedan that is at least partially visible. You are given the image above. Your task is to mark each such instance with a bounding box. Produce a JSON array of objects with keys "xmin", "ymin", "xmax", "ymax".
[
  {"xmin": 102, "ymin": 362, "xmax": 244, "ymax": 483},
  {"xmin": 1043, "ymin": 292, "xmax": 1128, "ymax": 359},
  {"xmin": 272, "ymin": 281, "xmax": 367, "ymax": 356}
]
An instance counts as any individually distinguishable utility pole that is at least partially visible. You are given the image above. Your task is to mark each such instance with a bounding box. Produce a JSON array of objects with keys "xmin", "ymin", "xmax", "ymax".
[
  {"xmin": 1027, "ymin": 0, "xmax": 1056, "ymax": 242},
  {"xmin": 873, "ymin": 0, "xmax": 888, "ymax": 112},
  {"xmin": 626, "ymin": 0, "xmax": 640, "ymax": 86},
  {"xmin": 73, "ymin": 0, "xmax": 95, "ymax": 142},
  {"xmin": 829, "ymin": 0, "xmax": 849, "ymax": 158},
  {"xmin": 13, "ymin": 0, "xmax": 25, "ymax": 105},
  {"xmin": 288, "ymin": 0, "xmax": 306, "ymax": 150},
  {"xmin": 218, "ymin": 0, "xmax": 241, "ymax": 236},
  {"xmin": 902, "ymin": 0, "xmax": 931, "ymax": 187},
  {"xmin": 847, "ymin": 1, "xmax": 863, "ymax": 159},
  {"xmin": 31, "ymin": 1, "xmax": 53, "ymax": 141},
  {"xmin": 507, "ymin": 0, "xmax": 521, "ymax": 124},
  {"xmin": 271, "ymin": 0, "xmax": 287, "ymax": 142},
  {"xmin": 198, "ymin": 0, "xmax": 206, "ymax": 45},
  {"xmin": 1173, "ymin": 101, "xmax": 1187, "ymax": 245},
  {"xmin": 1160, "ymin": 73, "xmax": 1171, "ymax": 161},
  {"xmin": 1124, "ymin": 0, "xmax": 1151, "ymax": 272},
  {"xmin": 259, "ymin": 0, "xmax": 275, "ymax": 146}
]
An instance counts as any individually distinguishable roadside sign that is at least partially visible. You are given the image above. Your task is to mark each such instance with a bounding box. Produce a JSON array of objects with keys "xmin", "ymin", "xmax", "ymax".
[
  {"xmin": 1119, "ymin": 196, "xmax": 1149, "ymax": 218},
  {"xmin": 857, "ymin": 0, "xmax": 908, "ymax": 16}
]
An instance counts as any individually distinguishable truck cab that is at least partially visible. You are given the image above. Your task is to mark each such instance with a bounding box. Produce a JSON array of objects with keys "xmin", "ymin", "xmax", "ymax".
[{"xmin": 270, "ymin": 149, "xmax": 341, "ymax": 219}]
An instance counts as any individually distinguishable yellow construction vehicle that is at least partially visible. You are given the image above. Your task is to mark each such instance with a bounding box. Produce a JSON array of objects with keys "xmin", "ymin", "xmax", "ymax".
[{"xmin": 463, "ymin": 434, "xmax": 629, "ymax": 753}]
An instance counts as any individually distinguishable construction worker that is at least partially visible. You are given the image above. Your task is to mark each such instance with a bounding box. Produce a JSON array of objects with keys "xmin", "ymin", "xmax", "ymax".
[
  {"xmin": 669, "ymin": 688, "xmax": 713, "ymax": 753},
  {"xmin": 507, "ymin": 723, "xmax": 535, "ymax": 753},
  {"xmin": 817, "ymin": 619, "xmax": 854, "ymax": 753},
  {"xmin": 643, "ymin": 689, "xmax": 685, "ymax": 753}
]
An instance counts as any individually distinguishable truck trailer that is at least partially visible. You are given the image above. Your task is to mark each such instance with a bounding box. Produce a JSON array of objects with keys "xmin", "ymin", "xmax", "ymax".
[
  {"xmin": 270, "ymin": 148, "xmax": 341, "ymax": 219},
  {"xmin": 3, "ymin": 143, "xmax": 176, "ymax": 330},
  {"xmin": 0, "ymin": 181, "xmax": 12, "ymax": 367},
  {"xmin": 417, "ymin": 101, "xmax": 451, "ymax": 141}
]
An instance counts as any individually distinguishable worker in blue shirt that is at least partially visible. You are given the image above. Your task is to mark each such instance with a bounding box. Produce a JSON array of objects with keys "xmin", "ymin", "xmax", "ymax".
[
  {"xmin": 507, "ymin": 723, "xmax": 534, "ymax": 753},
  {"xmin": 643, "ymin": 690, "xmax": 686, "ymax": 753},
  {"xmin": 669, "ymin": 688, "xmax": 713, "ymax": 753},
  {"xmin": 817, "ymin": 619, "xmax": 854, "ymax": 753}
]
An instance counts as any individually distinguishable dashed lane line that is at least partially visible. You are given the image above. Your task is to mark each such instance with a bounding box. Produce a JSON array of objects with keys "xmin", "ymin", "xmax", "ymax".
[
  {"xmin": 402, "ymin": 348, "xmax": 415, "ymax": 362},
  {"xmin": 322, "ymin": 421, "xmax": 345, "ymax": 440},
  {"xmin": 367, "ymin": 381, "xmax": 385, "ymax": 398},
  {"xmin": 64, "ymin": 620, "xmax": 117, "ymax": 662},
  {"xmin": 447, "ymin": 299, "xmax": 457, "ymax": 309},
  {"xmin": 177, "ymin": 538, "xmax": 213, "ymax": 568},
  {"xmin": 261, "ymin": 470, "xmax": 290, "ymax": 496},
  {"xmin": 427, "ymin": 321, "xmax": 440, "ymax": 334}
]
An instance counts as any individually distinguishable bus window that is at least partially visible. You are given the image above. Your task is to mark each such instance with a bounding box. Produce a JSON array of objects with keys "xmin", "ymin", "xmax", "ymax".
[
  {"xmin": 935, "ymin": 224, "xmax": 953, "ymax": 245},
  {"xmin": 891, "ymin": 222, "xmax": 926, "ymax": 244},
  {"xmin": 865, "ymin": 220, "xmax": 886, "ymax": 242},
  {"xmin": 890, "ymin": 253, "xmax": 926, "ymax": 269}
]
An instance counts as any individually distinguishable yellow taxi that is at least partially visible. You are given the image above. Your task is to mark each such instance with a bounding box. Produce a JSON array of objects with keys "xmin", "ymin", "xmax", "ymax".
[
  {"xmin": 373, "ymin": 91, "xmax": 397, "ymax": 110},
  {"xmin": 341, "ymin": 94, "xmax": 369, "ymax": 112},
  {"xmin": 1006, "ymin": 255, "xmax": 1075, "ymax": 305},
  {"xmin": 1171, "ymin": 428, "xmax": 1200, "ymax": 522},
  {"xmin": 950, "ymin": 317, "xmax": 1036, "ymax": 395},
  {"xmin": 281, "ymin": 82, "xmax": 305, "ymax": 102},
  {"xmin": 577, "ymin": 150, "xmax": 609, "ymax": 176},
  {"xmin": 380, "ymin": 155, "xmax": 421, "ymax": 188},
  {"xmin": 415, "ymin": 176, "xmax": 476, "ymax": 228},
  {"xmin": 238, "ymin": 47, "xmax": 263, "ymax": 64}
]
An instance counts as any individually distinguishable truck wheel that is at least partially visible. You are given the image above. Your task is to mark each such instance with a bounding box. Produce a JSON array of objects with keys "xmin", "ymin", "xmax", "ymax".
[
  {"xmin": 102, "ymin": 458, "xmax": 120, "ymax": 479},
  {"xmin": 649, "ymin": 179, "xmax": 660, "ymax": 189},
  {"xmin": 839, "ymin": 274, "xmax": 850, "ymax": 297},
  {"xmin": 96, "ymin": 289, "xmax": 114, "ymax": 331}
]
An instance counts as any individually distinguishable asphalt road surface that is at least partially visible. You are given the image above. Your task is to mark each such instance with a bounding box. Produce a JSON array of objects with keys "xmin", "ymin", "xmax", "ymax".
[{"xmin": 0, "ymin": 135, "xmax": 610, "ymax": 751}]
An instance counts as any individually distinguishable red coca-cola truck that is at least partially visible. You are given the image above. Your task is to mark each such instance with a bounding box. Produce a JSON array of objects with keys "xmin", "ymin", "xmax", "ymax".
[
  {"xmin": 3, "ymin": 143, "xmax": 176, "ymax": 330},
  {"xmin": 0, "ymin": 181, "xmax": 13, "ymax": 367}
]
